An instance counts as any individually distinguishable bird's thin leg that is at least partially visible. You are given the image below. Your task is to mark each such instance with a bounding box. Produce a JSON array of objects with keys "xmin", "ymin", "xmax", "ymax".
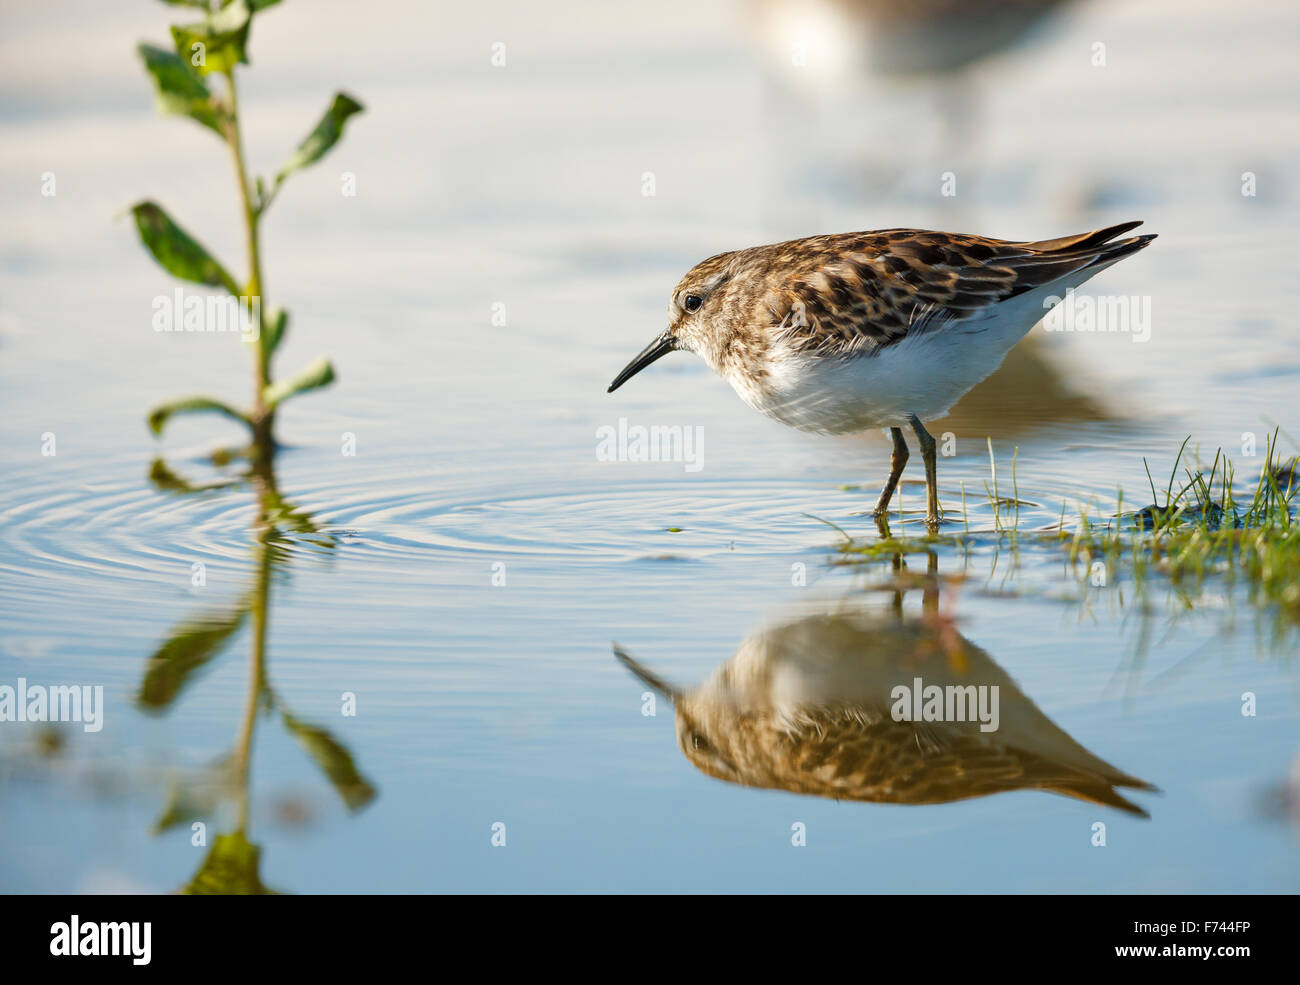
[
  {"xmin": 889, "ymin": 551, "xmax": 905, "ymax": 616},
  {"xmin": 908, "ymin": 414, "xmax": 941, "ymax": 529},
  {"xmin": 873, "ymin": 513, "xmax": 892, "ymax": 541},
  {"xmin": 872, "ymin": 427, "xmax": 910, "ymax": 518},
  {"xmin": 923, "ymin": 550, "xmax": 939, "ymax": 616}
]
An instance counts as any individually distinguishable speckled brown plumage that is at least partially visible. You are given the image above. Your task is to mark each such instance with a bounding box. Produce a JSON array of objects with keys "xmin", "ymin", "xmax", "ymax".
[
  {"xmin": 609, "ymin": 220, "xmax": 1155, "ymax": 528},
  {"xmin": 674, "ymin": 701, "xmax": 1150, "ymax": 813},
  {"xmin": 673, "ymin": 222, "xmax": 1155, "ymax": 370},
  {"xmin": 615, "ymin": 606, "xmax": 1157, "ymax": 816}
]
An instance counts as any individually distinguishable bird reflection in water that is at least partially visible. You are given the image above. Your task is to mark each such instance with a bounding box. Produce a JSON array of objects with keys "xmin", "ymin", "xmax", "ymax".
[{"xmin": 616, "ymin": 554, "xmax": 1155, "ymax": 816}]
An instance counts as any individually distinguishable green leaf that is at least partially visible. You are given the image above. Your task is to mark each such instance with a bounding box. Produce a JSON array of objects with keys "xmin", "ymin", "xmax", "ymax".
[
  {"xmin": 183, "ymin": 831, "xmax": 278, "ymax": 895},
  {"xmin": 280, "ymin": 710, "xmax": 377, "ymax": 812},
  {"xmin": 129, "ymin": 201, "xmax": 240, "ymax": 293},
  {"xmin": 147, "ymin": 395, "xmax": 251, "ymax": 437},
  {"xmin": 152, "ymin": 754, "xmax": 235, "ymax": 834},
  {"xmin": 273, "ymin": 92, "xmax": 364, "ymax": 186},
  {"xmin": 158, "ymin": 0, "xmax": 212, "ymax": 10},
  {"xmin": 137, "ymin": 43, "xmax": 226, "ymax": 135},
  {"xmin": 148, "ymin": 456, "xmax": 244, "ymax": 494},
  {"xmin": 263, "ymin": 306, "xmax": 288, "ymax": 361},
  {"xmin": 253, "ymin": 480, "xmax": 331, "ymax": 541},
  {"xmin": 138, "ymin": 606, "xmax": 249, "ymax": 710},
  {"xmin": 171, "ymin": 0, "xmax": 252, "ymax": 76},
  {"xmin": 263, "ymin": 355, "xmax": 335, "ymax": 408}
]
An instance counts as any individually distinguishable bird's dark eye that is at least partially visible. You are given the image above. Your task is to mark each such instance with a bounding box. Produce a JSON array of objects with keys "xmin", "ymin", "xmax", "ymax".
[{"xmin": 684, "ymin": 294, "xmax": 702, "ymax": 313}]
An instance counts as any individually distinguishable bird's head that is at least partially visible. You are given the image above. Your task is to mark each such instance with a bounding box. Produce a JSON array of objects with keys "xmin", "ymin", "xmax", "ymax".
[
  {"xmin": 606, "ymin": 252, "xmax": 738, "ymax": 393},
  {"xmin": 674, "ymin": 706, "xmax": 743, "ymax": 785},
  {"xmin": 613, "ymin": 642, "xmax": 745, "ymax": 784}
]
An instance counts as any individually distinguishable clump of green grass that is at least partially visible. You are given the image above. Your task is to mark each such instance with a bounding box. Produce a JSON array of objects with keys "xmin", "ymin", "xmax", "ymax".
[
  {"xmin": 1065, "ymin": 432, "xmax": 1299, "ymax": 620},
  {"xmin": 834, "ymin": 431, "xmax": 1300, "ymax": 627}
]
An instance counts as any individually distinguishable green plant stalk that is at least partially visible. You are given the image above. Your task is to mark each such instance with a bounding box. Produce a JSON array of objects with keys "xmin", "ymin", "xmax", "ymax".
[
  {"xmin": 233, "ymin": 551, "xmax": 268, "ymax": 834},
  {"xmin": 1011, "ymin": 445, "xmax": 1020, "ymax": 530},
  {"xmin": 221, "ymin": 67, "xmax": 273, "ymax": 459},
  {"xmin": 234, "ymin": 471, "xmax": 276, "ymax": 834},
  {"xmin": 986, "ymin": 437, "xmax": 1000, "ymax": 532}
]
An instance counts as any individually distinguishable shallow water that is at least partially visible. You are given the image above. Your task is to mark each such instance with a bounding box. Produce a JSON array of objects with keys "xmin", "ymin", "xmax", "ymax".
[{"xmin": 2, "ymin": 0, "xmax": 1299, "ymax": 892}]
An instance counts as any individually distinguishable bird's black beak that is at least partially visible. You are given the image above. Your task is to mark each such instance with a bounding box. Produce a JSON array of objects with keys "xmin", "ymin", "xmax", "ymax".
[
  {"xmin": 607, "ymin": 331, "xmax": 676, "ymax": 393},
  {"xmin": 613, "ymin": 644, "xmax": 682, "ymax": 702}
]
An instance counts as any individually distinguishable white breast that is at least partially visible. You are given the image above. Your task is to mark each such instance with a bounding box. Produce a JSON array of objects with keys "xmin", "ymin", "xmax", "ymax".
[{"xmin": 725, "ymin": 289, "xmax": 1063, "ymax": 433}]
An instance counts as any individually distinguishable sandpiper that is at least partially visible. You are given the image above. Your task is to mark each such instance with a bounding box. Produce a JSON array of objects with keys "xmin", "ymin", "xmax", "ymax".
[
  {"xmin": 756, "ymin": 0, "xmax": 1073, "ymax": 80},
  {"xmin": 608, "ymin": 221, "xmax": 1155, "ymax": 528},
  {"xmin": 615, "ymin": 601, "xmax": 1156, "ymax": 814}
]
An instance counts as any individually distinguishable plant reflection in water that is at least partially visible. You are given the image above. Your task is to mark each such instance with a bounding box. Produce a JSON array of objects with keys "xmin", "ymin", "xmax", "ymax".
[{"xmin": 144, "ymin": 446, "xmax": 376, "ymax": 893}]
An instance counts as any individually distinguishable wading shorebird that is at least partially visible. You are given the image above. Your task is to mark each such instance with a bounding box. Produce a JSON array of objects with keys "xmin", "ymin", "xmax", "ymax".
[
  {"xmin": 757, "ymin": 0, "xmax": 1075, "ymax": 80},
  {"xmin": 615, "ymin": 601, "xmax": 1157, "ymax": 815},
  {"xmin": 608, "ymin": 222, "xmax": 1155, "ymax": 529}
]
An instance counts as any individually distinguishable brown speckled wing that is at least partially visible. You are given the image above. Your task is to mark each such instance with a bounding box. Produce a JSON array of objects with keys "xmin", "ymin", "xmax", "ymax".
[
  {"xmin": 757, "ymin": 222, "xmax": 1154, "ymax": 356},
  {"xmin": 713, "ymin": 705, "xmax": 1151, "ymax": 816}
]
